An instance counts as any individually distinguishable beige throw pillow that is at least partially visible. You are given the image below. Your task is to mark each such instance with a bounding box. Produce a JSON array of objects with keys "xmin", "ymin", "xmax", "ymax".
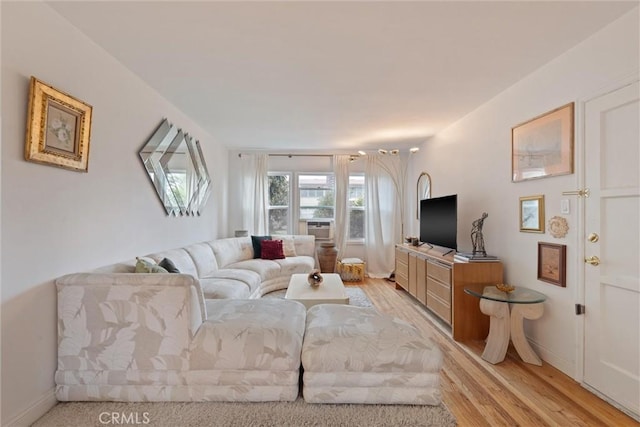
[{"xmin": 278, "ymin": 238, "xmax": 297, "ymax": 257}]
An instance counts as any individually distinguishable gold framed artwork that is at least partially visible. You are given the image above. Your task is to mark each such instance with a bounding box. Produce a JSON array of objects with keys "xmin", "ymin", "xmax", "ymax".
[
  {"xmin": 512, "ymin": 102, "xmax": 574, "ymax": 182},
  {"xmin": 537, "ymin": 242, "xmax": 566, "ymax": 287},
  {"xmin": 519, "ymin": 195, "xmax": 545, "ymax": 233},
  {"xmin": 25, "ymin": 76, "xmax": 93, "ymax": 172}
]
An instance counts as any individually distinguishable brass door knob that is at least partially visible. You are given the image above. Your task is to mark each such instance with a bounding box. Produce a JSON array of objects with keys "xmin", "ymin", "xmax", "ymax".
[{"xmin": 585, "ymin": 256, "xmax": 600, "ymax": 266}]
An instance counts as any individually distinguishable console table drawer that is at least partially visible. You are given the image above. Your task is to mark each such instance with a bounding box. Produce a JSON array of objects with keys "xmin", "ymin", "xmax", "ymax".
[
  {"xmin": 427, "ymin": 277, "xmax": 451, "ymax": 302},
  {"xmin": 396, "ymin": 249, "xmax": 409, "ymax": 265},
  {"xmin": 427, "ymin": 260, "xmax": 452, "ymax": 284},
  {"xmin": 396, "ymin": 262, "xmax": 409, "ymax": 287},
  {"xmin": 427, "ymin": 292, "xmax": 451, "ymax": 324}
]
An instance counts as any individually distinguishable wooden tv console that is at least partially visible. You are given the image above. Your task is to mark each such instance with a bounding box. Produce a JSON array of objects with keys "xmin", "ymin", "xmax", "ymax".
[{"xmin": 395, "ymin": 244, "xmax": 503, "ymax": 342}]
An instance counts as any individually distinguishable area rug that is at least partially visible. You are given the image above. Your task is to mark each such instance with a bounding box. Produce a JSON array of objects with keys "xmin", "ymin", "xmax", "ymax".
[
  {"xmin": 262, "ymin": 286, "xmax": 373, "ymax": 308},
  {"xmin": 33, "ymin": 398, "xmax": 456, "ymax": 426}
]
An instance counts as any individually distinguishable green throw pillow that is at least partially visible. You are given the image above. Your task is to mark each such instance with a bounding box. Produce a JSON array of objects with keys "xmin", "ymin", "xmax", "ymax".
[{"xmin": 135, "ymin": 257, "xmax": 169, "ymax": 273}]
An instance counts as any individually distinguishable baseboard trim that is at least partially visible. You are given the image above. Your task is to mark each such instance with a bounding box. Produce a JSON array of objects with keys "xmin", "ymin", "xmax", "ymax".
[
  {"xmin": 4, "ymin": 388, "xmax": 57, "ymax": 427},
  {"xmin": 582, "ymin": 383, "xmax": 640, "ymax": 422},
  {"xmin": 529, "ymin": 337, "xmax": 573, "ymax": 377}
]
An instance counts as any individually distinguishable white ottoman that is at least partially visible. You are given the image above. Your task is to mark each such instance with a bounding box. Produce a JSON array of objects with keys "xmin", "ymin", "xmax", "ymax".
[{"xmin": 301, "ymin": 304, "xmax": 443, "ymax": 405}]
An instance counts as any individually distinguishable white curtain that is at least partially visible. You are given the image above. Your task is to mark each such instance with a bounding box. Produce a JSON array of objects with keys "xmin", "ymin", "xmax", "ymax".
[
  {"xmin": 364, "ymin": 155, "xmax": 397, "ymax": 278},
  {"xmin": 240, "ymin": 153, "xmax": 269, "ymax": 235},
  {"xmin": 333, "ymin": 155, "xmax": 350, "ymax": 262}
]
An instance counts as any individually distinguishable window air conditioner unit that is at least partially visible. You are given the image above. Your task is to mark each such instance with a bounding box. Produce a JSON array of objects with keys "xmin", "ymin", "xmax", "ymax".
[{"xmin": 305, "ymin": 220, "xmax": 334, "ymax": 240}]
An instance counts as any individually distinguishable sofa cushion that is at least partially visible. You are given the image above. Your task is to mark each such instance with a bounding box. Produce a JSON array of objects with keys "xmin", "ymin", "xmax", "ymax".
[
  {"xmin": 303, "ymin": 305, "xmax": 443, "ymax": 374},
  {"xmin": 274, "ymin": 256, "xmax": 316, "ymax": 276},
  {"xmin": 190, "ymin": 299, "xmax": 306, "ymax": 371},
  {"xmin": 206, "ymin": 269, "xmax": 261, "ymax": 294},
  {"xmin": 183, "ymin": 243, "xmax": 219, "ymax": 277},
  {"xmin": 261, "ymin": 240, "xmax": 285, "ymax": 260},
  {"xmin": 251, "ymin": 235, "xmax": 272, "ymax": 259},
  {"xmin": 226, "ymin": 259, "xmax": 282, "ymax": 282},
  {"xmin": 291, "ymin": 235, "xmax": 316, "ymax": 258},
  {"xmin": 200, "ymin": 278, "xmax": 251, "ymax": 299},
  {"xmin": 208, "ymin": 237, "xmax": 253, "ymax": 268}
]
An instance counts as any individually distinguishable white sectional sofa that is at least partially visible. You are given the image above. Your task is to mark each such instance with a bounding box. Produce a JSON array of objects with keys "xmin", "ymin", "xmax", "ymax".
[
  {"xmin": 55, "ymin": 234, "xmax": 444, "ymax": 405},
  {"xmin": 92, "ymin": 235, "xmax": 317, "ymax": 300}
]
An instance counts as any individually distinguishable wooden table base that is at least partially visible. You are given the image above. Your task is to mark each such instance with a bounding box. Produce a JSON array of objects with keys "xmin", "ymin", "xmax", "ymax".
[{"xmin": 479, "ymin": 299, "xmax": 544, "ymax": 366}]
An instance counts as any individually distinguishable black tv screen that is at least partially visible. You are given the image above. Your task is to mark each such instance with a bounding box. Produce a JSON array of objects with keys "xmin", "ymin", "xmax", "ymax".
[{"xmin": 420, "ymin": 195, "xmax": 457, "ymax": 250}]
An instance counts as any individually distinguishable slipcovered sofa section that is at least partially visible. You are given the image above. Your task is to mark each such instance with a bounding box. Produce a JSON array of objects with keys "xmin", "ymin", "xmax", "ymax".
[
  {"xmin": 301, "ymin": 304, "xmax": 443, "ymax": 405},
  {"xmin": 55, "ymin": 273, "xmax": 307, "ymax": 402}
]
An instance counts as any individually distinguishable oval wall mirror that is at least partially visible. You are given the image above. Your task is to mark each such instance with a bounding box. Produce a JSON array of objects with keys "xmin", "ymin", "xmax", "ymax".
[
  {"xmin": 416, "ymin": 172, "xmax": 432, "ymax": 219},
  {"xmin": 139, "ymin": 119, "xmax": 211, "ymax": 216}
]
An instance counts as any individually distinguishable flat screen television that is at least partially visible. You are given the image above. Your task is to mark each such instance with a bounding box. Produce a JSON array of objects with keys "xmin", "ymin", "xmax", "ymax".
[{"xmin": 419, "ymin": 194, "xmax": 457, "ymax": 251}]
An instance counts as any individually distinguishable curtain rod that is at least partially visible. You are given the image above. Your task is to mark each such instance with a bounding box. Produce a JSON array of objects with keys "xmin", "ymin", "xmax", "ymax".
[{"xmin": 238, "ymin": 153, "xmax": 334, "ymax": 158}]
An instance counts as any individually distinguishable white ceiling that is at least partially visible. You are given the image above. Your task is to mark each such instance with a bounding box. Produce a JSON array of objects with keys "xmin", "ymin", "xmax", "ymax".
[{"xmin": 48, "ymin": 1, "xmax": 636, "ymax": 151}]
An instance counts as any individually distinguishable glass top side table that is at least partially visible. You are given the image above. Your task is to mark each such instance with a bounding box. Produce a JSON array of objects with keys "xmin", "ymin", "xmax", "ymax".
[
  {"xmin": 464, "ymin": 284, "xmax": 547, "ymax": 304},
  {"xmin": 464, "ymin": 285, "xmax": 547, "ymax": 366}
]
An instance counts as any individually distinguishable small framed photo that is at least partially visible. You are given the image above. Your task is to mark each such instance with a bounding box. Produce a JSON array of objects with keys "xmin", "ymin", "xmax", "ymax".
[
  {"xmin": 25, "ymin": 77, "xmax": 93, "ymax": 172},
  {"xmin": 538, "ymin": 242, "xmax": 566, "ymax": 287},
  {"xmin": 520, "ymin": 195, "xmax": 545, "ymax": 233},
  {"xmin": 512, "ymin": 102, "xmax": 574, "ymax": 182}
]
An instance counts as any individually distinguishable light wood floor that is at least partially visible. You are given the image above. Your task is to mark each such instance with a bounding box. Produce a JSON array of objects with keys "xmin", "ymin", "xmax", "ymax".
[{"xmin": 353, "ymin": 278, "xmax": 637, "ymax": 426}]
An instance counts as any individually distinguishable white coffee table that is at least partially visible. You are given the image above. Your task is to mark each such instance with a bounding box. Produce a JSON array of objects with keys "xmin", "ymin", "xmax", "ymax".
[{"xmin": 285, "ymin": 273, "xmax": 349, "ymax": 310}]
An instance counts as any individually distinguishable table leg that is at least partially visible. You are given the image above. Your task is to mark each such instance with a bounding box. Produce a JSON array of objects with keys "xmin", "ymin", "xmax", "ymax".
[
  {"xmin": 479, "ymin": 299, "xmax": 510, "ymax": 364},
  {"xmin": 510, "ymin": 303, "xmax": 544, "ymax": 365}
]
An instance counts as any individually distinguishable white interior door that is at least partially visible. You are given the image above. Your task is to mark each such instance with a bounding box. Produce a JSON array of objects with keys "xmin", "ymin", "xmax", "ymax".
[{"xmin": 583, "ymin": 81, "xmax": 639, "ymax": 418}]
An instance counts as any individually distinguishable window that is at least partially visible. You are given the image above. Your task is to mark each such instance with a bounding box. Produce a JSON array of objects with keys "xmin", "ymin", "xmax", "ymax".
[
  {"xmin": 348, "ymin": 174, "xmax": 365, "ymax": 240},
  {"xmin": 298, "ymin": 174, "xmax": 335, "ymax": 220},
  {"xmin": 268, "ymin": 173, "xmax": 290, "ymax": 235},
  {"xmin": 268, "ymin": 171, "xmax": 364, "ymax": 240}
]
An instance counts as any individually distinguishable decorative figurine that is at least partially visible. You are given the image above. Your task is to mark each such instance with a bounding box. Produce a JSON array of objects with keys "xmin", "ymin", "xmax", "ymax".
[
  {"xmin": 307, "ymin": 269, "xmax": 323, "ymax": 287},
  {"xmin": 471, "ymin": 212, "xmax": 488, "ymax": 257}
]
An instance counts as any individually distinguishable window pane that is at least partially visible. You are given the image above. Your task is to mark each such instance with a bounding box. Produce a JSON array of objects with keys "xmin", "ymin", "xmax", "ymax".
[
  {"xmin": 300, "ymin": 207, "xmax": 334, "ymax": 220},
  {"xmin": 269, "ymin": 175, "xmax": 289, "ymax": 206},
  {"xmin": 268, "ymin": 173, "xmax": 290, "ymax": 234},
  {"xmin": 299, "ymin": 174, "xmax": 335, "ymax": 219},
  {"xmin": 348, "ymin": 174, "xmax": 365, "ymax": 239},
  {"xmin": 349, "ymin": 209, "xmax": 365, "ymax": 239},
  {"xmin": 269, "ymin": 208, "xmax": 289, "ymax": 235}
]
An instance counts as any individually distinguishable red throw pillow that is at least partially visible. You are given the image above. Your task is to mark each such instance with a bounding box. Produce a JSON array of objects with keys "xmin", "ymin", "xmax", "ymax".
[{"xmin": 261, "ymin": 239, "xmax": 285, "ymax": 260}]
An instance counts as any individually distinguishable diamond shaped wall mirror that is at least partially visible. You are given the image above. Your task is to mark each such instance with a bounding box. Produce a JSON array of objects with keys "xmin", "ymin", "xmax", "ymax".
[{"xmin": 139, "ymin": 119, "xmax": 211, "ymax": 216}]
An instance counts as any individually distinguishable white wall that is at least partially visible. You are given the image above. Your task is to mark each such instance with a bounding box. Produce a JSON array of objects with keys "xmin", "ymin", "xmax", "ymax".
[
  {"xmin": 408, "ymin": 8, "xmax": 639, "ymax": 377},
  {"xmin": 0, "ymin": 2, "xmax": 228, "ymax": 425}
]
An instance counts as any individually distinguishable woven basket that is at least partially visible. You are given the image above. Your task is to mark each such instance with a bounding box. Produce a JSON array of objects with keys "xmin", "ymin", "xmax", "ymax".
[{"xmin": 337, "ymin": 259, "xmax": 365, "ymax": 282}]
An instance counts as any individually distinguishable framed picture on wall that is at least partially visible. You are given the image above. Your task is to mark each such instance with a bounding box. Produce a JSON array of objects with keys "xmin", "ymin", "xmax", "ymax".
[
  {"xmin": 512, "ymin": 102, "xmax": 574, "ymax": 182},
  {"xmin": 519, "ymin": 195, "xmax": 545, "ymax": 233},
  {"xmin": 537, "ymin": 242, "xmax": 566, "ymax": 287},
  {"xmin": 25, "ymin": 76, "xmax": 93, "ymax": 172}
]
